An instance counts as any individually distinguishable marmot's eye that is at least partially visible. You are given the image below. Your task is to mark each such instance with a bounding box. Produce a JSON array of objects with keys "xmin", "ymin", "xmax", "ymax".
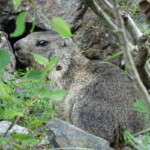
[{"xmin": 36, "ymin": 40, "xmax": 48, "ymax": 47}]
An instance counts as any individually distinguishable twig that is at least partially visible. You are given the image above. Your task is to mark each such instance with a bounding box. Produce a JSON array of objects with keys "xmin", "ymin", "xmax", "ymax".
[{"xmin": 95, "ymin": 0, "xmax": 114, "ymax": 18}]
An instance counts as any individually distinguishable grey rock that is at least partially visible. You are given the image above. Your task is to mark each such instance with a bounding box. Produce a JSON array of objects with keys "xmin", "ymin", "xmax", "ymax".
[
  {"xmin": 136, "ymin": 135, "xmax": 150, "ymax": 150},
  {"xmin": 25, "ymin": 0, "xmax": 122, "ymax": 65},
  {"xmin": 0, "ymin": 121, "xmax": 28, "ymax": 136},
  {"xmin": 0, "ymin": 120, "xmax": 114, "ymax": 150},
  {"xmin": 0, "ymin": 0, "xmax": 122, "ymax": 66},
  {"xmin": 47, "ymin": 119, "xmax": 114, "ymax": 150},
  {"xmin": 0, "ymin": 31, "xmax": 16, "ymax": 74}
]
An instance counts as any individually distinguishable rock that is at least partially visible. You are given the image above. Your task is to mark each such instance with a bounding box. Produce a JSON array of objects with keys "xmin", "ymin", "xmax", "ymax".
[
  {"xmin": 0, "ymin": 120, "xmax": 114, "ymax": 150},
  {"xmin": 0, "ymin": 0, "xmax": 145, "ymax": 66},
  {"xmin": 0, "ymin": 121, "xmax": 28, "ymax": 136},
  {"xmin": 0, "ymin": 121, "xmax": 58, "ymax": 150},
  {"xmin": 25, "ymin": 0, "xmax": 122, "ymax": 65},
  {"xmin": 136, "ymin": 135, "xmax": 150, "ymax": 150},
  {"xmin": 47, "ymin": 119, "xmax": 114, "ymax": 150},
  {"xmin": 0, "ymin": 31, "xmax": 16, "ymax": 80},
  {"xmin": 0, "ymin": 31, "xmax": 16, "ymax": 73},
  {"xmin": 0, "ymin": 0, "xmax": 122, "ymax": 66}
]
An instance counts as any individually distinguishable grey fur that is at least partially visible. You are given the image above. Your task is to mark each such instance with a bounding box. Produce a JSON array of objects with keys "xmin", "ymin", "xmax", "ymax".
[{"xmin": 14, "ymin": 31, "xmax": 144, "ymax": 141}]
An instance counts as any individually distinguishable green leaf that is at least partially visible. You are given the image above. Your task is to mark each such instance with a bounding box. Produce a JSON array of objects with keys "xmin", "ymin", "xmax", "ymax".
[
  {"xmin": 31, "ymin": 120, "xmax": 44, "ymax": 126},
  {"xmin": 42, "ymin": 57, "xmax": 58, "ymax": 77},
  {"xmin": 124, "ymin": 130, "xmax": 140, "ymax": 149},
  {"xmin": 30, "ymin": 19, "xmax": 36, "ymax": 33},
  {"xmin": 4, "ymin": 110, "xmax": 23, "ymax": 119},
  {"xmin": 37, "ymin": 88, "xmax": 68, "ymax": 100},
  {"xmin": 50, "ymin": 17, "xmax": 73, "ymax": 37},
  {"xmin": 12, "ymin": 0, "xmax": 23, "ymax": 10},
  {"xmin": 10, "ymin": 12, "xmax": 27, "ymax": 37},
  {"xmin": 26, "ymin": 70, "xmax": 43, "ymax": 80},
  {"xmin": 22, "ymin": 138, "xmax": 39, "ymax": 147},
  {"xmin": 0, "ymin": 138, "xmax": 10, "ymax": 146},
  {"xmin": 142, "ymin": 135, "xmax": 150, "ymax": 149},
  {"xmin": 48, "ymin": 90, "xmax": 68, "ymax": 100},
  {"xmin": 0, "ymin": 49, "xmax": 11, "ymax": 72},
  {"xmin": 105, "ymin": 51, "xmax": 123, "ymax": 60},
  {"xmin": 11, "ymin": 133, "xmax": 30, "ymax": 140},
  {"xmin": 133, "ymin": 100, "xmax": 148, "ymax": 118},
  {"xmin": 31, "ymin": 52, "xmax": 49, "ymax": 67},
  {"xmin": 0, "ymin": 108, "xmax": 5, "ymax": 119},
  {"xmin": 0, "ymin": 83, "xmax": 15, "ymax": 102},
  {"xmin": 12, "ymin": 133, "xmax": 39, "ymax": 147}
]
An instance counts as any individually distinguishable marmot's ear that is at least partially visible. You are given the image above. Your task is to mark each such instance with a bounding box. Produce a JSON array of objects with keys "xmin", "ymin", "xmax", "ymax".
[{"xmin": 61, "ymin": 38, "xmax": 72, "ymax": 47}]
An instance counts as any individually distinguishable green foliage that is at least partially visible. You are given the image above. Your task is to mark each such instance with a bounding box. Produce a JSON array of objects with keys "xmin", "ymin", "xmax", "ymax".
[
  {"xmin": 123, "ymin": 101, "xmax": 150, "ymax": 149},
  {"xmin": 133, "ymin": 100, "xmax": 149, "ymax": 119},
  {"xmin": 105, "ymin": 51, "xmax": 123, "ymax": 60},
  {"xmin": 0, "ymin": 52, "xmax": 67, "ymax": 149},
  {"xmin": 51, "ymin": 17, "xmax": 74, "ymax": 37},
  {"xmin": 26, "ymin": 70, "xmax": 43, "ymax": 80},
  {"xmin": 31, "ymin": 52, "xmax": 49, "ymax": 67},
  {"xmin": 37, "ymin": 88, "xmax": 68, "ymax": 100},
  {"xmin": 0, "ymin": 83, "xmax": 15, "ymax": 102},
  {"xmin": 4, "ymin": 110, "xmax": 23, "ymax": 119},
  {"xmin": 12, "ymin": 133, "xmax": 39, "ymax": 147},
  {"xmin": 0, "ymin": 137, "xmax": 10, "ymax": 146},
  {"xmin": 0, "ymin": 49, "xmax": 11, "ymax": 72},
  {"xmin": 119, "ymin": 2, "xmax": 139, "ymax": 16},
  {"xmin": 124, "ymin": 130, "xmax": 140, "ymax": 149},
  {"xmin": 10, "ymin": 12, "xmax": 27, "ymax": 38},
  {"xmin": 41, "ymin": 57, "xmax": 58, "ymax": 78},
  {"xmin": 12, "ymin": 0, "xmax": 23, "ymax": 10},
  {"xmin": 30, "ymin": 18, "xmax": 36, "ymax": 33},
  {"xmin": 124, "ymin": 130, "xmax": 150, "ymax": 150}
]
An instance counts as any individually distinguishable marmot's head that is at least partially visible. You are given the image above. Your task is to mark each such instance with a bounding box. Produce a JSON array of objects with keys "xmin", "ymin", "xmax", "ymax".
[{"xmin": 14, "ymin": 30, "xmax": 75, "ymax": 80}]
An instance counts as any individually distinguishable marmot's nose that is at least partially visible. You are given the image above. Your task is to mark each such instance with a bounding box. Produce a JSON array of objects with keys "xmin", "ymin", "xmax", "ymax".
[{"xmin": 14, "ymin": 42, "xmax": 21, "ymax": 51}]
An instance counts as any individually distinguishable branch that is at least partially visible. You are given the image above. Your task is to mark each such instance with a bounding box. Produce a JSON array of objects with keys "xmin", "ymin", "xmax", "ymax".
[
  {"xmin": 83, "ymin": 0, "xmax": 150, "ymax": 88},
  {"xmin": 134, "ymin": 35, "xmax": 150, "ymax": 89},
  {"xmin": 111, "ymin": 0, "xmax": 150, "ymax": 116},
  {"xmin": 121, "ymin": 11, "xmax": 143, "ymax": 43},
  {"xmin": 85, "ymin": 0, "xmax": 143, "ymax": 43},
  {"xmin": 94, "ymin": 0, "xmax": 114, "ymax": 18},
  {"xmin": 83, "ymin": 0, "xmax": 117, "ymax": 30}
]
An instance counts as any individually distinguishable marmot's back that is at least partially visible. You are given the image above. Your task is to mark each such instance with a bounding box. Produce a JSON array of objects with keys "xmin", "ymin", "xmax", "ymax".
[{"xmin": 65, "ymin": 61, "xmax": 144, "ymax": 141}]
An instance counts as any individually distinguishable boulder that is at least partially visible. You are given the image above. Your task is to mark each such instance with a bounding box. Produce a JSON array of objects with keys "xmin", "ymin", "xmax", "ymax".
[
  {"xmin": 47, "ymin": 119, "xmax": 114, "ymax": 150},
  {"xmin": 0, "ymin": 121, "xmax": 28, "ymax": 136},
  {"xmin": 0, "ymin": 31, "xmax": 16, "ymax": 80}
]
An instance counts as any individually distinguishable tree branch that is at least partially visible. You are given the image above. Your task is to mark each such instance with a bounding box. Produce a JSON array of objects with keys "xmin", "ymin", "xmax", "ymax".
[
  {"xmin": 83, "ymin": 0, "xmax": 150, "ymax": 88},
  {"xmin": 134, "ymin": 35, "xmax": 150, "ymax": 89},
  {"xmin": 83, "ymin": 0, "xmax": 117, "ymax": 30},
  {"xmin": 121, "ymin": 11, "xmax": 143, "ymax": 43},
  {"xmin": 111, "ymin": 0, "xmax": 150, "ymax": 116}
]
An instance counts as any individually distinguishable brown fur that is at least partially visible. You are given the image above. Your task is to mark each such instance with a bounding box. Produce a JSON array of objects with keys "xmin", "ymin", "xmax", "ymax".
[{"xmin": 14, "ymin": 31, "xmax": 145, "ymax": 141}]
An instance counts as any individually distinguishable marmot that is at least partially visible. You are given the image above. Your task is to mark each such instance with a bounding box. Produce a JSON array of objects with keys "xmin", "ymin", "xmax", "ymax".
[{"xmin": 14, "ymin": 30, "xmax": 144, "ymax": 141}]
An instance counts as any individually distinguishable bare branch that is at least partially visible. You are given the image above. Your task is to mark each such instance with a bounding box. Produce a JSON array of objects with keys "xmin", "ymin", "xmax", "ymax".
[
  {"xmin": 84, "ymin": 0, "xmax": 150, "ymax": 93},
  {"xmin": 95, "ymin": 0, "xmax": 114, "ymax": 18},
  {"xmin": 111, "ymin": 0, "xmax": 150, "ymax": 116},
  {"xmin": 135, "ymin": 35, "xmax": 150, "ymax": 89},
  {"xmin": 83, "ymin": 0, "xmax": 117, "ymax": 30},
  {"xmin": 121, "ymin": 11, "xmax": 143, "ymax": 43}
]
